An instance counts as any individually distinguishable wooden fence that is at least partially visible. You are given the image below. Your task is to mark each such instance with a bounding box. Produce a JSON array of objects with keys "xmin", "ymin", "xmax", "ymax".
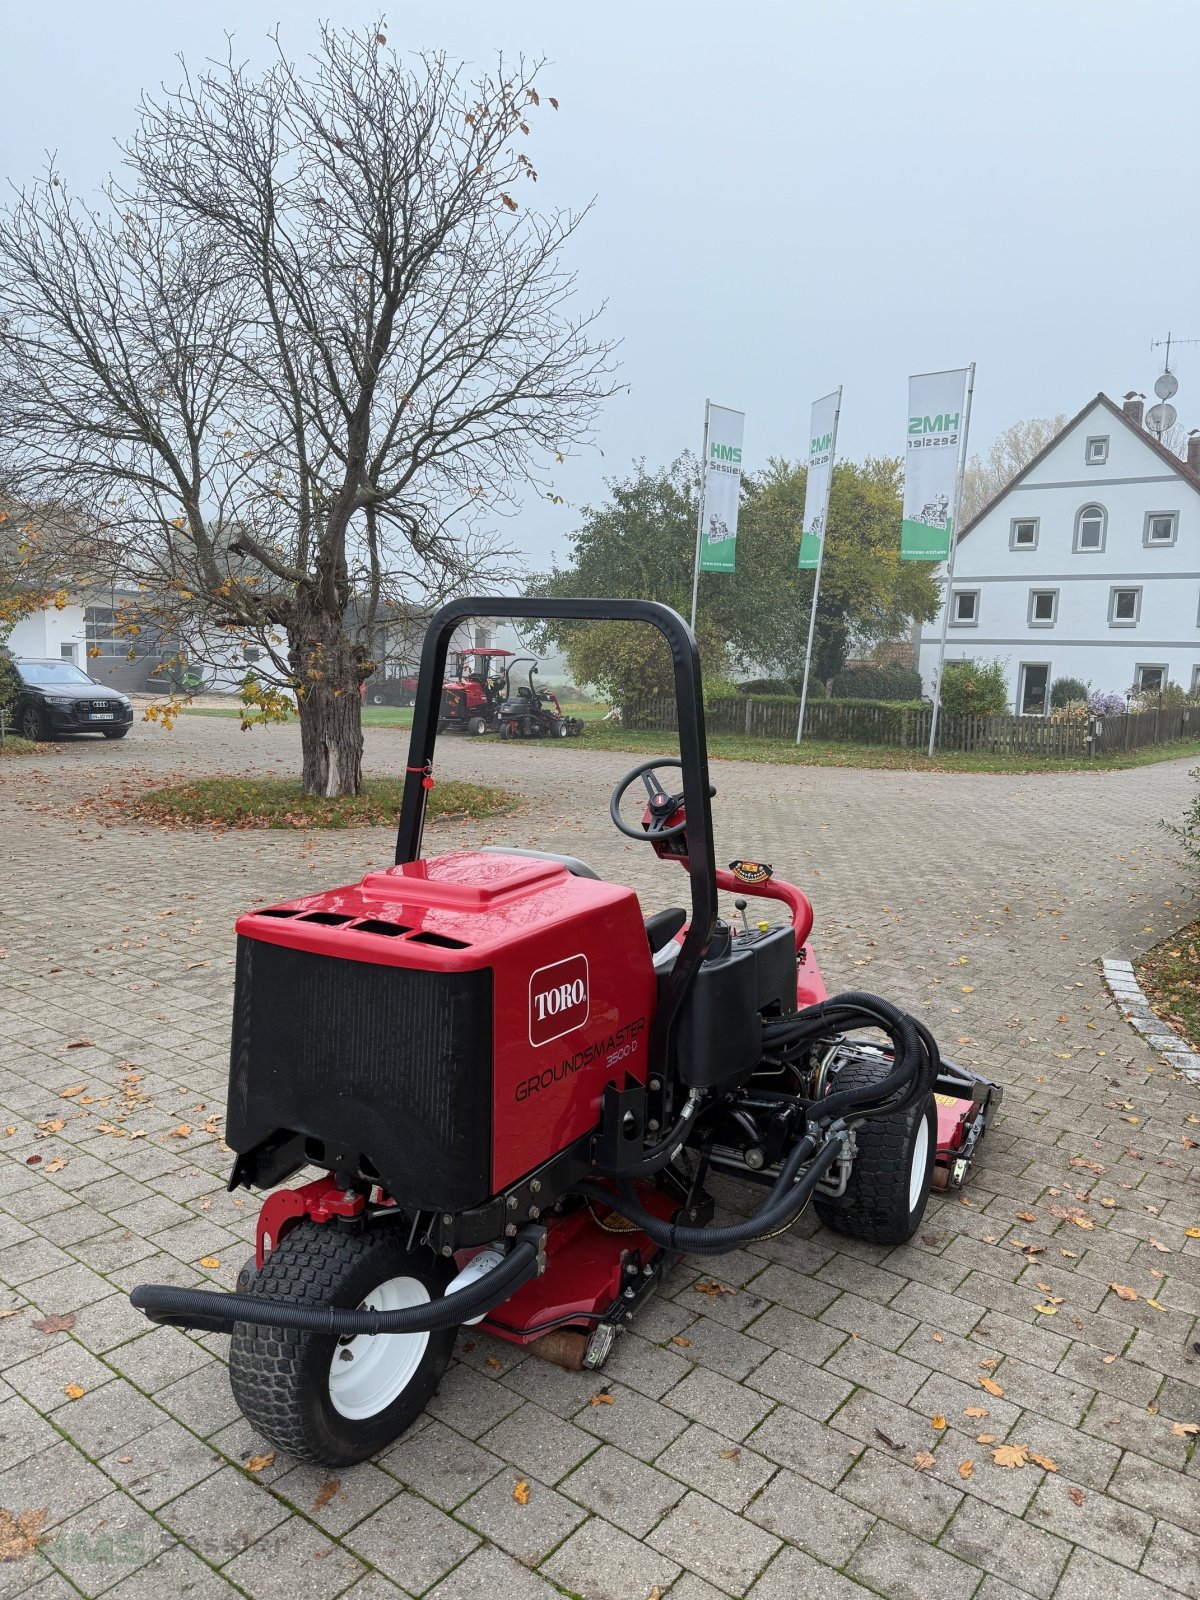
[{"xmin": 624, "ymin": 696, "xmax": 1200, "ymax": 757}]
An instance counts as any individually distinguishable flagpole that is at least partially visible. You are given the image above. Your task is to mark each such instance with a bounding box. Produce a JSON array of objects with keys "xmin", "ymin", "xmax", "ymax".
[
  {"xmin": 689, "ymin": 400, "xmax": 712, "ymax": 631},
  {"xmin": 796, "ymin": 386, "xmax": 842, "ymax": 743},
  {"xmin": 925, "ymin": 361, "xmax": 975, "ymax": 758}
]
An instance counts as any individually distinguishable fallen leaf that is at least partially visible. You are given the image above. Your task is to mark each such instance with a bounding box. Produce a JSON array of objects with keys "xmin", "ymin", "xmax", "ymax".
[
  {"xmin": 992, "ymin": 1442, "xmax": 1029, "ymax": 1469},
  {"xmin": 170, "ymin": 1124, "xmax": 192, "ymax": 1139},
  {"xmin": 693, "ymin": 1280, "xmax": 735, "ymax": 1297},
  {"xmin": 32, "ymin": 1314, "xmax": 74, "ymax": 1335},
  {"xmin": 65, "ymin": 1040, "xmax": 93, "ymax": 1050},
  {"xmin": 1035, "ymin": 1305, "xmax": 1058, "ymax": 1316},
  {"xmin": 961, "ymin": 986, "xmax": 974, "ymax": 993},
  {"xmin": 979, "ymin": 1377, "xmax": 1005, "ymax": 1398},
  {"xmin": 1169, "ymin": 1422, "xmax": 1198, "ymax": 1437},
  {"xmin": 1148, "ymin": 1238, "xmax": 1170, "ymax": 1253},
  {"xmin": 1068, "ymin": 1486, "xmax": 1085, "ymax": 1506},
  {"xmin": 874, "ymin": 1429, "xmax": 906, "ymax": 1452},
  {"xmin": 976, "ymin": 1433, "xmax": 997, "ymax": 1444},
  {"xmin": 1029, "ymin": 1452, "xmax": 1058, "ymax": 1472},
  {"xmin": 590, "ymin": 1391, "xmax": 614, "ymax": 1407},
  {"xmin": 718, "ymin": 1448, "xmax": 741, "ymax": 1460},
  {"xmin": 1145, "ymin": 1298, "xmax": 1167, "ymax": 1312},
  {"xmin": 513, "ymin": 1479, "xmax": 530, "ymax": 1504},
  {"xmin": 198, "ymin": 1257, "xmax": 220, "ymax": 1270},
  {"xmin": 58, "ymin": 1084, "xmax": 88, "ymax": 1099},
  {"xmin": 1067, "ymin": 1216, "xmax": 1095, "ymax": 1231},
  {"xmin": 43, "ymin": 1157, "xmax": 67, "ymax": 1174},
  {"xmin": 0, "ymin": 1506, "xmax": 48, "ymax": 1561},
  {"xmin": 911, "ymin": 1450, "xmax": 936, "ymax": 1471},
  {"xmin": 670, "ymin": 1336, "xmax": 693, "ymax": 1348},
  {"xmin": 1186, "ymin": 1228, "xmax": 1200, "ymax": 1239},
  {"xmin": 1016, "ymin": 1212, "xmax": 1037, "ymax": 1223},
  {"xmin": 1108, "ymin": 1283, "xmax": 1138, "ymax": 1302},
  {"xmin": 963, "ymin": 1407, "xmax": 989, "ymax": 1418},
  {"xmin": 958, "ymin": 1459, "xmax": 974, "ymax": 1480},
  {"xmin": 931, "ymin": 1331, "xmax": 944, "ymax": 1343},
  {"xmin": 312, "ymin": 1479, "xmax": 341, "ymax": 1510},
  {"xmin": 244, "ymin": 1453, "xmax": 275, "ymax": 1473},
  {"xmin": 62, "ymin": 1384, "xmax": 85, "ymax": 1401},
  {"xmin": 931, "ymin": 1415, "xmax": 947, "ymax": 1431},
  {"xmin": 485, "ymin": 1357, "xmax": 502, "ymax": 1372},
  {"xmin": 1058, "ymin": 1249, "xmax": 1078, "ymax": 1258}
]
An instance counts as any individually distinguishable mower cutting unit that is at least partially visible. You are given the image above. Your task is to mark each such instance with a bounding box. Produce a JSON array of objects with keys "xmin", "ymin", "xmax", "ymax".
[{"xmin": 131, "ymin": 599, "xmax": 1000, "ymax": 1466}]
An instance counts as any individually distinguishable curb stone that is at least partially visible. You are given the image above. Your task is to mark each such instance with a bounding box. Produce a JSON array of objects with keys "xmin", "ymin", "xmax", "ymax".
[{"xmin": 1101, "ymin": 958, "xmax": 1200, "ymax": 1083}]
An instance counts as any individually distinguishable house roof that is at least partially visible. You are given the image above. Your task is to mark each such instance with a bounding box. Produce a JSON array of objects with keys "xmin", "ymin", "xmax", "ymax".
[{"xmin": 957, "ymin": 391, "xmax": 1200, "ymax": 542}]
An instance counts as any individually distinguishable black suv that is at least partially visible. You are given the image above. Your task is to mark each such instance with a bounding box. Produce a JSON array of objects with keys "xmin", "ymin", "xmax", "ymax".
[{"xmin": 12, "ymin": 659, "xmax": 134, "ymax": 741}]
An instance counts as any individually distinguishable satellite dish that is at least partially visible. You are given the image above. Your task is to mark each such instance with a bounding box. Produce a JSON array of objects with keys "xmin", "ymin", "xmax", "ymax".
[
  {"xmin": 1154, "ymin": 370, "xmax": 1179, "ymax": 400},
  {"xmin": 1146, "ymin": 401, "xmax": 1178, "ymax": 434}
]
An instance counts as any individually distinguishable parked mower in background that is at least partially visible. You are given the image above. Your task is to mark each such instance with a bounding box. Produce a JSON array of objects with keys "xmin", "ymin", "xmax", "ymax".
[
  {"xmin": 131, "ymin": 598, "xmax": 1000, "ymax": 1467},
  {"xmin": 495, "ymin": 657, "xmax": 584, "ymax": 739},
  {"xmin": 437, "ymin": 647, "xmax": 514, "ymax": 734}
]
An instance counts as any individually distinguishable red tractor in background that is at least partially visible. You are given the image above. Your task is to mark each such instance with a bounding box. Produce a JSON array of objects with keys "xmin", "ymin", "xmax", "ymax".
[{"xmin": 437, "ymin": 647, "xmax": 514, "ymax": 734}]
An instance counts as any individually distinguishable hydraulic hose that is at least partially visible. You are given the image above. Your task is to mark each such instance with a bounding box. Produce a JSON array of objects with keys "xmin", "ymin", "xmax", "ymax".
[
  {"xmin": 130, "ymin": 1234, "xmax": 541, "ymax": 1336},
  {"xmin": 762, "ymin": 991, "xmax": 936, "ymax": 1124},
  {"xmin": 576, "ymin": 1129, "xmax": 845, "ymax": 1256}
]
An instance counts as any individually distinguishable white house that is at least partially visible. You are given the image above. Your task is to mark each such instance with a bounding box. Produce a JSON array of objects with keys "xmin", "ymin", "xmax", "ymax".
[{"xmin": 917, "ymin": 393, "xmax": 1200, "ymax": 713}]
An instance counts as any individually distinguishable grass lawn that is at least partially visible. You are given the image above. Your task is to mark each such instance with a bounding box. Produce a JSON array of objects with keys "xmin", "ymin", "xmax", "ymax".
[
  {"xmin": 0, "ymin": 735, "xmax": 42, "ymax": 756},
  {"xmin": 1137, "ymin": 918, "xmax": 1200, "ymax": 1054},
  {"xmin": 129, "ymin": 775, "xmax": 518, "ymax": 830}
]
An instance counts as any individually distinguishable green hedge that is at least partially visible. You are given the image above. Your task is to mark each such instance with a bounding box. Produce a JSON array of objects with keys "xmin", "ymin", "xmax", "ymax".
[{"xmin": 830, "ymin": 664, "xmax": 922, "ymax": 701}]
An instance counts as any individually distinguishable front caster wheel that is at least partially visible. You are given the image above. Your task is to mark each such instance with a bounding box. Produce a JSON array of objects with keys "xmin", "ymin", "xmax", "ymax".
[
  {"xmin": 814, "ymin": 1057, "xmax": 937, "ymax": 1245},
  {"xmin": 228, "ymin": 1222, "xmax": 456, "ymax": 1465}
]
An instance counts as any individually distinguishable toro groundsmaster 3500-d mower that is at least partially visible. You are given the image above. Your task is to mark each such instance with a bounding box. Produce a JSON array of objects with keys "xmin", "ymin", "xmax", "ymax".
[
  {"xmin": 131, "ymin": 599, "xmax": 999, "ymax": 1467},
  {"xmin": 495, "ymin": 656, "xmax": 585, "ymax": 739}
]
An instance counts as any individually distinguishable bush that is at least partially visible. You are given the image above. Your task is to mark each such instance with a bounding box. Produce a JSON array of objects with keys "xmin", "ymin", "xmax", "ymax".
[
  {"xmin": 938, "ymin": 659, "xmax": 1009, "ymax": 716},
  {"xmin": 739, "ymin": 678, "xmax": 798, "ymax": 696},
  {"xmin": 0, "ymin": 646, "xmax": 19, "ymax": 721},
  {"xmin": 1050, "ymin": 676, "xmax": 1089, "ymax": 709},
  {"xmin": 830, "ymin": 664, "xmax": 922, "ymax": 702},
  {"xmin": 1164, "ymin": 766, "xmax": 1200, "ymax": 868},
  {"xmin": 1087, "ymin": 690, "xmax": 1125, "ymax": 716},
  {"xmin": 1128, "ymin": 680, "xmax": 1190, "ymax": 712}
]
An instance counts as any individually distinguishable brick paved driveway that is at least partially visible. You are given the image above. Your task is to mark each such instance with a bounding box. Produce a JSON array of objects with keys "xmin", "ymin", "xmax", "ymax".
[{"xmin": 1, "ymin": 716, "xmax": 1198, "ymax": 1600}]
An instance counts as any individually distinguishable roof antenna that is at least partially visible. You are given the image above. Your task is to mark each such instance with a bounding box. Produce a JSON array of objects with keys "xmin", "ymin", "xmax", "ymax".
[{"xmin": 1147, "ymin": 333, "xmax": 1200, "ymax": 440}]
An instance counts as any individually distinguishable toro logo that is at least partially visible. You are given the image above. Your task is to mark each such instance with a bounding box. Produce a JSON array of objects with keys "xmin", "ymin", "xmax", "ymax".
[{"xmin": 529, "ymin": 954, "xmax": 589, "ymax": 1047}]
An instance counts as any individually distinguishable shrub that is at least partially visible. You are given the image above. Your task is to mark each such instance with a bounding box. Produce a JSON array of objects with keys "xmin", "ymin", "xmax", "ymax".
[
  {"xmin": 938, "ymin": 659, "xmax": 1009, "ymax": 716},
  {"xmin": 1050, "ymin": 676, "xmax": 1089, "ymax": 709},
  {"xmin": 1087, "ymin": 690, "xmax": 1125, "ymax": 716},
  {"xmin": 739, "ymin": 677, "xmax": 798, "ymax": 696},
  {"xmin": 1128, "ymin": 680, "xmax": 1189, "ymax": 711},
  {"xmin": 1163, "ymin": 766, "xmax": 1200, "ymax": 869},
  {"xmin": 0, "ymin": 646, "xmax": 20, "ymax": 721},
  {"xmin": 830, "ymin": 664, "xmax": 922, "ymax": 702}
]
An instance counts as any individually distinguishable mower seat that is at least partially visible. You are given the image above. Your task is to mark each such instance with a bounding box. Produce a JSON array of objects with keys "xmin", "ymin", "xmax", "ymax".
[
  {"xmin": 479, "ymin": 846, "xmax": 599, "ymax": 880},
  {"xmin": 645, "ymin": 906, "xmax": 686, "ymax": 955}
]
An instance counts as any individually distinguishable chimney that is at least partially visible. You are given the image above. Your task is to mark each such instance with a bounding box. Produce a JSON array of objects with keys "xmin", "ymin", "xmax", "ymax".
[
  {"xmin": 1122, "ymin": 392, "xmax": 1144, "ymax": 427},
  {"xmin": 1188, "ymin": 430, "xmax": 1200, "ymax": 477}
]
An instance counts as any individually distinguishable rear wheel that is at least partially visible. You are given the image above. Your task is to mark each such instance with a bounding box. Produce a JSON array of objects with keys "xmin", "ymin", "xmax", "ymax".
[
  {"xmin": 102, "ymin": 728, "xmax": 129, "ymax": 740},
  {"xmin": 468, "ymin": 716, "xmax": 486, "ymax": 735},
  {"xmin": 228, "ymin": 1222, "xmax": 456, "ymax": 1466},
  {"xmin": 814, "ymin": 1057, "xmax": 936, "ymax": 1245}
]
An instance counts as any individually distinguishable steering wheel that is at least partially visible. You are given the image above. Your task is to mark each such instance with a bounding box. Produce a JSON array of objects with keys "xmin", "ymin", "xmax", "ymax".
[{"xmin": 610, "ymin": 757, "xmax": 695, "ymax": 841}]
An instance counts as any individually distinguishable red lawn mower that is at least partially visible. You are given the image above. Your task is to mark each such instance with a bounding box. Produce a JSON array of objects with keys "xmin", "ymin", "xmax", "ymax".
[
  {"xmin": 495, "ymin": 657, "xmax": 585, "ymax": 740},
  {"xmin": 437, "ymin": 646, "xmax": 514, "ymax": 735},
  {"xmin": 131, "ymin": 598, "xmax": 1000, "ymax": 1467}
]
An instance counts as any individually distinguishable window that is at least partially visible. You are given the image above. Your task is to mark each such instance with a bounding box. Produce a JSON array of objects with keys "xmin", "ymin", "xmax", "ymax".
[
  {"xmin": 1028, "ymin": 589, "xmax": 1058, "ymax": 627},
  {"xmin": 1192, "ymin": 665, "xmax": 1200, "ymax": 696},
  {"xmin": 1010, "ymin": 517, "xmax": 1039, "ymax": 550},
  {"xmin": 1019, "ymin": 663, "xmax": 1050, "ymax": 716},
  {"xmin": 1143, "ymin": 510, "xmax": 1178, "ymax": 547},
  {"xmin": 1074, "ymin": 503, "xmax": 1107, "ymax": 552},
  {"xmin": 1085, "ymin": 435, "xmax": 1109, "ymax": 465},
  {"xmin": 1109, "ymin": 586, "xmax": 1142, "ymax": 627},
  {"xmin": 1136, "ymin": 664, "xmax": 1166, "ymax": 693},
  {"xmin": 59, "ymin": 643, "xmax": 77, "ymax": 662},
  {"xmin": 951, "ymin": 590, "xmax": 979, "ymax": 626},
  {"xmin": 84, "ymin": 606, "xmax": 116, "ymax": 651}
]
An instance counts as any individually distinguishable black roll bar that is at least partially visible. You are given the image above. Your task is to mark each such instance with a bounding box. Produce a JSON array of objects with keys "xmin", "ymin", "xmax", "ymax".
[{"xmin": 395, "ymin": 597, "xmax": 718, "ymax": 1081}]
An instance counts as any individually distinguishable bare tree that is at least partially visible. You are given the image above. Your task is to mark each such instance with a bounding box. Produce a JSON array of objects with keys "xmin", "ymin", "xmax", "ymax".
[
  {"xmin": 0, "ymin": 24, "xmax": 615, "ymax": 793},
  {"xmin": 960, "ymin": 414, "xmax": 1068, "ymax": 524}
]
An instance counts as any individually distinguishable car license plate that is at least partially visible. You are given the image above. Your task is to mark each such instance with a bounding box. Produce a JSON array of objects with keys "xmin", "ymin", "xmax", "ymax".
[{"xmin": 89, "ymin": 712, "xmax": 115, "ymax": 721}]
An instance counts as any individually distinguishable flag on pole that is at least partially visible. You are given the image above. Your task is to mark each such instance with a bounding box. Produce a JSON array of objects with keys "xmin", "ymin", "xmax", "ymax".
[
  {"xmin": 901, "ymin": 369, "xmax": 970, "ymax": 561},
  {"xmin": 697, "ymin": 405, "xmax": 745, "ymax": 573},
  {"xmin": 798, "ymin": 391, "xmax": 839, "ymax": 569}
]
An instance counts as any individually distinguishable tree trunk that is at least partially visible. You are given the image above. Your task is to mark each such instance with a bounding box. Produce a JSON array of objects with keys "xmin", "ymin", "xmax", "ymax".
[{"xmin": 289, "ymin": 605, "xmax": 364, "ymax": 797}]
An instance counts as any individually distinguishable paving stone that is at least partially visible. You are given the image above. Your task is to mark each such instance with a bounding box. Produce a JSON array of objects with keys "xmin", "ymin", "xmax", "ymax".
[
  {"xmin": 157, "ymin": 1466, "xmax": 290, "ymax": 1564},
  {"xmin": 938, "ymin": 1495, "xmax": 1071, "ymax": 1598},
  {"xmin": 559, "ymin": 1444, "xmax": 687, "ymax": 1539},
  {"xmin": 662, "ymin": 1366, "xmax": 774, "ymax": 1441},
  {"xmin": 223, "ymin": 1516, "xmax": 365, "ymax": 1600},
  {"xmin": 40, "ymin": 1489, "xmax": 174, "ymax": 1598},
  {"xmin": 425, "ymin": 1360, "xmax": 523, "ymax": 1439},
  {"xmin": 655, "ymin": 1423, "xmax": 775, "ymax": 1512},
  {"xmin": 100, "ymin": 1542, "xmax": 242, "ymax": 1600},
  {"xmin": 663, "ymin": 1575, "xmax": 731, "ymax": 1600},
  {"xmin": 741, "ymin": 1304, "xmax": 848, "ymax": 1365},
  {"xmin": 1138, "ymin": 1518, "xmax": 1199, "ymax": 1597},
  {"xmin": 574, "ymin": 1380, "xmax": 689, "ymax": 1461},
  {"xmin": 745, "ymin": 1466, "xmax": 874, "ymax": 1565},
  {"xmin": 837, "ymin": 1445, "xmax": 963, "ymax": 1539},
  {"xmin": 543, "ymin": 1516, "xmax": 682, "ymax": 1600},
  {"xmin": 478, "ymin": 1399, "xmax": 599, "ymax": 1483},
  {"xmin": 663, "ymin": 1316, "xmax": 771, "ymax": 1381},
  {"xmin": 426, "ymin": 1543, "xmax": 558, "ymax": 1599},
  {"xmin": 819, "ymin": 1293, "xmax": 919, "ymax": 1352},
  {"xmin": 648, "ymin": 1489, "xmax": 780, "ymax": 1595},
  {"xmin": 0, "ymin": 1436, "xmax": 112, "ymax": 1530},
  {"xmin": 104, "ymin": 1325, "xmax": 210, "ymax": 1394},
  {"xmin": 747, "ymin": 1545, "xmax": 891, "ymax": 1600},
  {"xmin": 845, "ymin": 1518, "xmax": 986, "ymax": 1600},
  {"xmin": 457, "ymin": 1469, "xmax": 586, "ymax": 1564},
  {"xmin": 745, "ymin": 1348, "xmax": 854, "ymax": 1422},
  {"xmin": 0, "ymin": 1393, "xmax": 61, "ymax": 1471},
  {"xmin": 598, "ymin": 1332, "xmax": 693, "ymax": 1401},
  {"xmin": 747, "ymin": 1399, "xmax": 863, "ymax": 1489},
  {"xmin": 380, "ymin": 1416, "xmax": 503, "ymax": 1509},
  {"xmin": 1026, "ymin": 1472, "xmax": 1154, "ymax": 1568},
  {"xmin": 344, "ymin": 1489, "xmax": 479, "ymax": 1592},
  {"xmin": 98, "ymin": 1418, "xmax": 223, "ymax": 1510},
  {"xmin": 1056, "ymin": 1547, "xmax": 1190, "ymax": 1600},
  {"xmin": 1107, "ymin": 1449, "xmax": 1200, "ymax": 1529},
  {"xmin": 4, "ymin": 1340, "xmax": 116, "ymax": 1413}
]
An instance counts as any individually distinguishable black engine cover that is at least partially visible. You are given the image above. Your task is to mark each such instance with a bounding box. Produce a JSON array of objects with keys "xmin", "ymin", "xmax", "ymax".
[{"xmin": 226, "ymin": 936, "xmax": 493, "ymax": 1211}]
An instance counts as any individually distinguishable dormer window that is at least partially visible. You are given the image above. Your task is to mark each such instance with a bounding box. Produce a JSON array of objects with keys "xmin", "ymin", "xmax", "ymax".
[{"xmin": 1085, "ymin": 435, "xmax": 1109, "ymax": 465}]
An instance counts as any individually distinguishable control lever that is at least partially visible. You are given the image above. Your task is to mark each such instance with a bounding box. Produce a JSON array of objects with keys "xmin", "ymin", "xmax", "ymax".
[{"xmin": 734, "ymin": 897, "xmax": 751, "ymax": 936}]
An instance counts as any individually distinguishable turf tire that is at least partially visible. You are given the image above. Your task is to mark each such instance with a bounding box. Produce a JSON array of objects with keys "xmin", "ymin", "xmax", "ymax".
[
  {"xmin": 813, "ymin": 1056, "xmax": 936, "ymax": 1245},
  {"xmin": 102, "ymin": 728, "xmax": 129, "ymax": 739},
  {"xmin": 229, "ymin": 1221, "xmax": 456, "ymax": 1465}
]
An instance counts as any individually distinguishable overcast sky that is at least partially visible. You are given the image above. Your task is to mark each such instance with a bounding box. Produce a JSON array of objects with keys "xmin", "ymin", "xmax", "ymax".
[{"xmin": 3, "ymin": 0, "xmax": 1198, "ymax": 573}]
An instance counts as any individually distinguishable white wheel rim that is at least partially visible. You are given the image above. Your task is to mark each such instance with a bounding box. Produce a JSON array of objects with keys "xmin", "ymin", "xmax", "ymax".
[
  {"xmin": 908, "ymin": 1115, "xmax": 931, "ymax": 1213},
  {"xmin": 328, "ymin": 1275, "xmax": 431, "ymax": 1420}
]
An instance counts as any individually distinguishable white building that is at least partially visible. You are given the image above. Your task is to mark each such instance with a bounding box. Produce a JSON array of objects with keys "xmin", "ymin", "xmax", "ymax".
[{"xmin": 917, "ymin": 393, "xmax": 1200, "ymax": 713}]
